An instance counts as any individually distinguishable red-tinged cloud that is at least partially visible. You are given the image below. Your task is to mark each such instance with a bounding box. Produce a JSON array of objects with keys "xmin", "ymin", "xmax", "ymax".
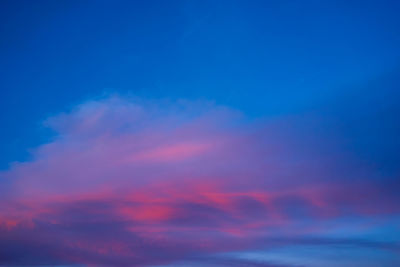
[{"xmin": 0, "ymin": 96, "xmax": 399, "ymax": 266}]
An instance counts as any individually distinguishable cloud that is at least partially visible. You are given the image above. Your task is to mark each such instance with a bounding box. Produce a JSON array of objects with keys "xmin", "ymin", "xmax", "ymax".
[{"xmin": 0, "ymin": 95, "xmax": 399, "ymax": 266}]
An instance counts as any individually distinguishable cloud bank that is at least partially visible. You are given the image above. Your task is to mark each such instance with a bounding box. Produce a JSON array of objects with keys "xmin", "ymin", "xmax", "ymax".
[{"xmin": 0, "ymin": 95, "xmax": 399, "ymax": 266}]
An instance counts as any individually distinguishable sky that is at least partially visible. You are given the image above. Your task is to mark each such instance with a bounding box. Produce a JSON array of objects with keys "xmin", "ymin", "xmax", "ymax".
[{"xmin": 0, "ymin": 0, "xmax": 399, "ymax": 266}]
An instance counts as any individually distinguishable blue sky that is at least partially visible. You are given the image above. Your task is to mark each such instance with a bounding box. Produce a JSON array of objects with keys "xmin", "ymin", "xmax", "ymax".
[
  {"xmin": 0, "ymin": 1, "xmax": 400, "ymax": 266},
  {"xmin": 1, "ymin": 0, "xmax": 400, "ymax": 169}
]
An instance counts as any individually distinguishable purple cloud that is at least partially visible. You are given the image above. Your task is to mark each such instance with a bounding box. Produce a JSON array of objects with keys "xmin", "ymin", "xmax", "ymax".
[{"xmin": 0, "ymin": 95, "xmax": 398, "ymax": 266}]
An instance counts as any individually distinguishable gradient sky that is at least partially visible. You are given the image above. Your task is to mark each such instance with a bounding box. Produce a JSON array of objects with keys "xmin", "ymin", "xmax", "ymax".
[{"xmin": 0, "ymin": 0, "xmax": 400, "ymax": 266}]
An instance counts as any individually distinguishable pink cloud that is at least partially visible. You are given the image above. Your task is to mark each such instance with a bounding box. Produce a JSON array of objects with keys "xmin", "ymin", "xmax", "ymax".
[
  {"xmin": 0, "ymin": 96, "xmax": 398, "ymax": 266},
  {"xmin": 127, "ymin": 142, "xmax": 213, "ymax": 162}
]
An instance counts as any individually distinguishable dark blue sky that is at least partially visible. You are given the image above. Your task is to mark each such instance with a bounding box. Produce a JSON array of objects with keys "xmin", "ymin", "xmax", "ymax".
[{"xmin": 1, "ymin": 0, "xmax": 400, "ymax": 169}]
